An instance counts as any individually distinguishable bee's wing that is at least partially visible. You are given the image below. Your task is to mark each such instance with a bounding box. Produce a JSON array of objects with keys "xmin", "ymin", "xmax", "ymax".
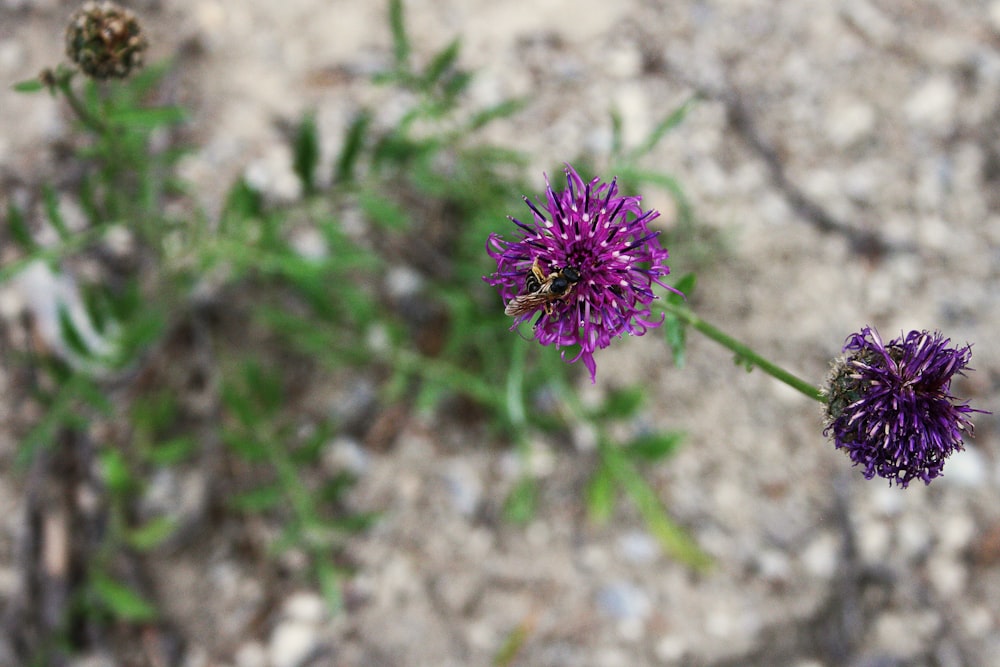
[{"xmin": 505, "ymin": 289, "xmax": 555, "ymax": 317}]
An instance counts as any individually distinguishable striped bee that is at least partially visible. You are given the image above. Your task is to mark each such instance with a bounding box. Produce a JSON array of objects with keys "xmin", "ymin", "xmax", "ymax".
[{"xmin": 504, "ymin": 258, "xmax": 581, "ymax": 318}]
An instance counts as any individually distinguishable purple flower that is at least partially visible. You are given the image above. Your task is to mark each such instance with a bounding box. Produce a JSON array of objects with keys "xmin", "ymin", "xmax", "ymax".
[
  {"xmin": 484, "ymin": 164, "xmax": 677, "ymax": 382},
  {"xmin": 823, "ymin": 326, "xmax": 985, "ymax": 487}
]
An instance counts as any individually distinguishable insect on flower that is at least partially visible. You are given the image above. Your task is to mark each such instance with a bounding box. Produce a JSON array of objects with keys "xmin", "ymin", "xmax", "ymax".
[
  {"xmin": 504, "ymin": 258, "xmax": 581, "ymax": 320},
  {"xmin": 485, "ymin": 163, "xmax": 679, "ymax": 382}
]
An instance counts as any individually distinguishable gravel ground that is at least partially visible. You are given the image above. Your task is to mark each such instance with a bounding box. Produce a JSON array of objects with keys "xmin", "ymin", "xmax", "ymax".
[{"xmin": 2, "ymin": 1, "xmax": 1000, "ymax": 666}]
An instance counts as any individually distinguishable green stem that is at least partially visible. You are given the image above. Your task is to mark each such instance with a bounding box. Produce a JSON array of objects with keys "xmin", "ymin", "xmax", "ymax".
[
  {"xmin": 656, "ymin": 300, "xmax": 825, "ymax": 403},
  {"xmin": 56, "ymin": 74, "xmax": 106, "ymax": 134}
]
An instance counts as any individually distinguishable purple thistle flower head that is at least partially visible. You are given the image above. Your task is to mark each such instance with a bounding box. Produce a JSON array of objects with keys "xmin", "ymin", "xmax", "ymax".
[
  {"xmin": 483, "ymin": 164, "xmax": 678, "ymax": 382},
  {"xmin": 823, "ymin": 326, "xmax": 986, "ymax": 487}
]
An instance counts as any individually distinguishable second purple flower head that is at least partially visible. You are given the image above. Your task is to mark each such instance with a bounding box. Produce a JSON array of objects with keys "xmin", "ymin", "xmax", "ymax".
[
  {"xmin": 485, "ymin": 164, "xmax": 678, "ymax": 381},
  {"xmin": 824, "ymin": 326, "xmax": 985, "ymax": 487}
]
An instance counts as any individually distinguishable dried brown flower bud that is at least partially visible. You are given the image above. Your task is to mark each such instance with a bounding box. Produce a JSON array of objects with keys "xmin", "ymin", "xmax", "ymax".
[{"xmin": 65, "ymin": 1, "xmax": 147, "ymax": 80}]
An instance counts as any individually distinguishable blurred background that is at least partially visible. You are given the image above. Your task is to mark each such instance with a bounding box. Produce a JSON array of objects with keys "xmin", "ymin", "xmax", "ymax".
[{"xmin": 1, "ymin": 1, "xmax": 999, "ymax": 665}]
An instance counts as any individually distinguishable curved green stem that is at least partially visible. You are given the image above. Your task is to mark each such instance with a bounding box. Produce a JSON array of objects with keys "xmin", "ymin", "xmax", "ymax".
[
  {"xmin": 655, "ymin": 300, "xmax": 825, "ymax": 403},
  {"xmin": 55, "ymin": 71, "xmax": 106, "ymax": 134}
]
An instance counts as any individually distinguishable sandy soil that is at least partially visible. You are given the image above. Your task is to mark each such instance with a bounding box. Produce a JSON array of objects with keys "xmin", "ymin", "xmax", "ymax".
[{"xmin": 2, "ymin": 1, "xmax": 1000, "ymax": 666}]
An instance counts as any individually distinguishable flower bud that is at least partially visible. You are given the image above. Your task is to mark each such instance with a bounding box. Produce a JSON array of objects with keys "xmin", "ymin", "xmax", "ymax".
[{"xmin": 65, "ymin": 1, "xmax": 147, "ymax": 80}]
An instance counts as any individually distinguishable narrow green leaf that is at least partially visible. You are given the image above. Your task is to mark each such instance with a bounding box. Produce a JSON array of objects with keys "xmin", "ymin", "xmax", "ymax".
[
  {"xmin": 332, "ymin": 511, "xmax": 380, "ymax": 532},
  {"xmin": 503, "ymin": 477, "xmax": 536, "ymax": 524},
  {"xmin": 333, "ymin": 110, "xmax": 371, "ymax": 183},
  {"xmin": 358, "ymin": 188, "xmax": 409, "ymax": 229},
  {"xmin": 100, "ymin": 448, "xmax": 135, "ymax": 495},
  {"xmin": 586, "ymin": 463, "xmax": 616, "ymax": 524},
  {"xmin": 16, "ymin": 374, "xmax": 94, "ymax": 467},
  {"xmin": 467, "ymin": 98, "xmax": 526, "ymax": 132},
  {"xmin": 229, "ymin": 484, "xmax": 283, "ymax": 512},
  {"xmin": 663, "ymin": 314, "xmax": 686, "ymax": 368},
  {"xmin": 600, "ymin": 441, "xmax": 712, "ymax": 571},
  {"xmin": 104, "ymin": 106, "xmax": 187, "ymax": 129},
  {"xmin": 670, "ymin": 273, "xmax": 696, "ymax": 301},
  {"xmin": 91, "ymin": 574, "xmax": 158, "ymax": 621},
  {"xmin": 220, "ymin": 179, "xmax": 262, "ymax": 233},
  {"xmin": 624, "ymin": 431, "xmax": 685, "ymax": 462},
  {"xmin": 614, "ymin": 167, "xmax": 694, "ymax": 226},
  {"xmin": 493, "ymin": 617, "xmax": 532, "ymax": 667},
  {"xmin": 292, "ymin": 111, "xmax": 320, "ymax": 195},
  {"xmin": 42, "ymin": 186, "xmax": 70, "ymax": 240},
  {"xmin": 318, "ymin": 472, "xmax": 358, "ymax": 503},
  {"xmin": 243, "ymin": 360, "xmax": 283, "ymax": 414},
  {"xmin": 78, "ymin": 175, "xmax": 101, "ymax": 228},
  {"xmin": 6, "ymin": 202, "xmax": 37, "ymax": 252},
  {"xmin": 422, "ymin": 39, "xmax": 461, "ymax": 89},
  {"xmin": 315, "ymin": 559, "xmax": 343, "ymax": 613},
  {"xmin": 57, "ymin": 304, "xmax": 93, "ymax": 358},
  {"xmin": 74, "ymin": 374, "xmax": 113, "ymax": 415},
  {"xmin": 388, "ymin": 0, "xmax": 410, "ymax": 69},
  {"xmin": 663, "ymin": 273, "xmax": 695, "ymax": 367},
  {"xmin": 81, "ymin": 284, "xmax": 110, "ymax": 334},
  {"xmin": 441, "ymin": 70, "xmax": 472, "ymax": 102},
  {"xmin": 631, "ymin": 94, "xmax": 699, "ymax": 159},
  {"xmin": 126, "ymin": 516, "xmax": 177, "ymax": 550},
  {"xmin": 13, "ymin": 78, "xmax": 45, "ymax": 93},
  {"xmin": 590, "ymin": 386, "xmax": 646, "ymax": 420},
  {"xmin": 146, "ymin": 436, "xmax": 197, "ymax": 465},
  {"xmin": 609, "ymin": 107, "xmax": 624, "ymax": 158}
]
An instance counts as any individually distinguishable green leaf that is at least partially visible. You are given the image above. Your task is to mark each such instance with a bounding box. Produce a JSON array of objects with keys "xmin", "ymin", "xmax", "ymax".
[
  {"xmin": 493, "ymin": 617, "xmax": 532, "ymax": 667},
  {"xmin": 221, "ymin": 430, "xmax": 268, "ymax": 462},
  {"xmin": 422, "ymin": 39, "xmax": 461, "ymax": 89},
  {"xmin": 317, "ymin": 472, "xmax": 357, "ymax": 504},
  {"xmin": 100, "ymin": 448, "xmax": 135, "ymax": 495},
  {"xmin": 81, "ymin": 284, "xmax": 110, "ymax": 335},
  {"xmin": 6, "ymin": 202, "xmax": 37, "ymax": 253},
  {"xmin": 663, "ymin": 316, "xmax": 686, "ymax": 368},
  {"xmin": 663, "ymin": 273, "xmax": 695, "ymax": 367},
  {"xmin": 315, "ymin": 559, "xmax": 343, "ymax": 613},
  {"xmin": 591, "ymin": 386, "xmax": 646, "ymax": 420},
  {"xmin": 91, "ymin": 574, "xmax": 158, "ymax": 621},
  {"xmin": 16, "ymin": 374, "xmax": 103, "ymax": 467},
  {"xmin": 57, "ymin": 304, "xmax": 93, "ymax": 358},
  {"xmin": 624, "ymin": 431, "xmax": 685, "ymax": 462},
  {"xmin": 229, "ymin": 484, "xmax": 283, "ymax": 512},
  {"xmin": 358, "ymin": 188, "xmax": 409, "ymax": 229},
  {"xmin": 333, "ymin": 110, "xmax": 371, "ymax": 183},
  {"xmin": 467, "ymin": 98, "xmax": 526, "ymax": 132},
  {"xmin": 586, "ymin": 463, "xmax": 616, "ymax": 524},
  {"xmin": 600, "ymin": 441, "xmax": 712, "ymax": 571},
  {"xmin": 388, "ymin": 0, "xmax": 410, "ymax": 69},
  {"xmin": 631, "ymin": 94, "xmax": 699, "ymax": 159},
  {"xmin": 126, "ymin": 516, "xmax": 177, "ymax": 550},
  {"xmin": 42, "ymin": 185, "xmax": 69, "ymax": 240},
  {"xmin": 609, "ymin": 107, "xmax": 624, "ymax": 158},
  {"xmin": 220, "ymin": 179, "xmax": 263, "ymax": 234},
  {"xmin": 670, "ymin": 273, "xmax": 696, "ymax": 302},
  {"xmin": 332, "ymin": 511, "xmax": 380, "ymax": 533},
  {"xmin": 104, "ymin": 106, "xmax": 187, "ymax": 129},
  {"xmin": 13, "ymin": 78, "xmax": 45, "ymax": 93},
  {"xmin": 503, "ymin": 477, "xmax": 536, "ymax": 524},
  {"xmin": 441, "ymin": 70, "xmax": 472, "ymax": 102},
  {"xmin": 293, "ymin": 111, "xmax": 320, "ymax": 195},
  {"xmin": 146, "ymin": 436, "xmax": 197, "ymax": 465}
]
